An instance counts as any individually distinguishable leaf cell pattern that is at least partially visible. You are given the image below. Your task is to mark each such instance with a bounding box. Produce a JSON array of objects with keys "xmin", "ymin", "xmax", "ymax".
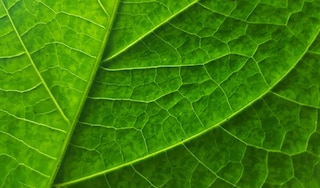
[{"xmin": 55, "ymin": 0, "xmax": 320, "ymax": 187}]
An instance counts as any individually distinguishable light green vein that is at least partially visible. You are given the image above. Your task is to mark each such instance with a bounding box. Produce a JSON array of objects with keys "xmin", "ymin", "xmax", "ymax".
[
  {"xmin": 131, "ymin": 165, "xmax": 157, "ymax": 188},
  {"xmin": 102, "ymin": 0, "xmax": 199, "ymax": 62},
  {"xmin": 0, "ymin": 131, "xmax": 57, "ymax": 160},
  {"xmin": 0, "ymin": 51, "xmax": 25, "ymax": 59},
  {"xmin": 97, "ymin": 0, "xmax": 109, "ymax": 17},
  {"xmin": 0, "ymin": 109, "xmax": 67, "ymax": 133},
  {"xmin": 60, "ymin": 11, "xmax": 107, "ymax": 30},
  {"xmin": 183, "ymin": 144, "xmax": 239, "ymax": 187},
  {"xmin": 0, "ymin": 82, "xmax": 42, "ymax": 93},
  {"xmin": 1, "ymin": 1, "xmax": 70, "ymax": 124},
  {"xmin": 270, "ymin": 91, "xmax": 320, "ymax": 109},
  {"xmin": 19, "ymin": 163, "xmax": 51, "ymax": 178}
]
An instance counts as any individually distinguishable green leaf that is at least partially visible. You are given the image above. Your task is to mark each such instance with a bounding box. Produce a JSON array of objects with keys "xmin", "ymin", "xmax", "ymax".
[
  {"xmin": 55, "ymin": 0, "xmax": 320, "ymax": 187},
  {"xmin": 0, "ymin": 0, "xmax": 119, "ymax": 187},
  {"xmin": 1, "ymin": 0, "xmax": 320, "ymax": 187}
]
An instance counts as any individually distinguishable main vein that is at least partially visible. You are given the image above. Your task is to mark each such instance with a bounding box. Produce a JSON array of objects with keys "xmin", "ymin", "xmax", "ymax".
[
  {"xmin": 51, "ymin": 0, "xmax": 121, "ymax": 186},
  {"xmin": 1, "ymin": 1, "xmax": 70, "ymax": 124}
]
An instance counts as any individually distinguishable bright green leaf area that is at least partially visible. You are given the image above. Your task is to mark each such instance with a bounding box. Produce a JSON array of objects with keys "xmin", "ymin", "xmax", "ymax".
[
  {"xmin": 0, "ymin": 0, "xmax": 118, "ymax": 187},
  {"xmin": 0, "ymin": 0, "xmax": 319, "ymax": 187}
]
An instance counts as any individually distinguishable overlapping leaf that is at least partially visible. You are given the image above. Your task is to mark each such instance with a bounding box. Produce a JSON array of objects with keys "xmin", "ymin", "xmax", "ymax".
[{"xmin": 54, "ymin": 0, "xmax": 320, "ymax": 187}]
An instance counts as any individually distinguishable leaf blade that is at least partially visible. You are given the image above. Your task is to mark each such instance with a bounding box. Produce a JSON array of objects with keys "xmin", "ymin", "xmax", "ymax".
[{"xmin": 55, "ymin": 0, "xmax": 320, "ymax": 187}]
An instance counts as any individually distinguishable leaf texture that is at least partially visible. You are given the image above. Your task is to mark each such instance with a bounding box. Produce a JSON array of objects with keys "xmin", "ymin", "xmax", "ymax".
[
  {"xmin": 54, "ymin": 0, "xmax": 320, "ymax": 187},
  {"xmin": 0, "ymin": 0, "xmax": 119, "ymax": 187},
  {"xmin": 1, "ymin": 0, "xmax": 319, "ymax": 187}
]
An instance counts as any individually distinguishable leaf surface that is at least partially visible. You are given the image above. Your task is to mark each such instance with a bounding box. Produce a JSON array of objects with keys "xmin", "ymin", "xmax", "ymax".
[
  {"xmin": 1, "ymin": 0, "xmax": 320, "ymax": 187},
  {"xmin": 0, "ymin": 0, "xmax": 118, "ymax": 187},
  {"xmin": 55, "ymin": 0, "xmax": 320, "ymax": 187}
]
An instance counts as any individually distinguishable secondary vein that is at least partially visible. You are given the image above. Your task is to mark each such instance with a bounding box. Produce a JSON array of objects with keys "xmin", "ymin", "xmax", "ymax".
[
  {"xmin": 102, "ymin": 0, "xmax": 199, "ymax": 62},
  {"xmin": 1, "ymin": 1, "xmax": 70, "ymax": 124}
]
